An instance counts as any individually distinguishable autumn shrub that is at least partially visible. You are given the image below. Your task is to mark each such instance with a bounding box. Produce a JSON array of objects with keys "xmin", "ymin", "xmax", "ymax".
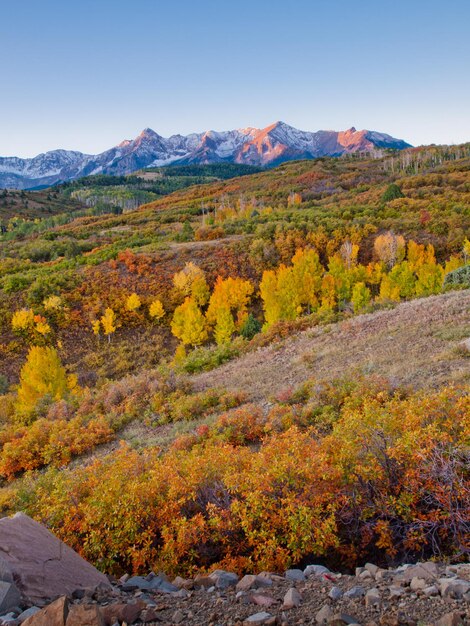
[
  {"xmin": 14, "ymin": 383, "xmax": 469, "ymax": 576},
  {"xmin": 211, "ymin": 404, "xmax": 267, "ymax": 445},
  {"xmin": 0, "ymin": 415, "xmax": 113, "ymax": 479},
  {"xmin": 180, "ymin": 340, "xmax": 243, "ymax": 373},
  {"xmin": 151, "ymin": 388, "xmax": 245, "ymax": 424},
  {"xmin": 444, "ymin": 263, "xmax": 470, "ymax": 288},
  {"xmin": 326, "ymin": 385, "xmax": 470, "ymax": 564}
]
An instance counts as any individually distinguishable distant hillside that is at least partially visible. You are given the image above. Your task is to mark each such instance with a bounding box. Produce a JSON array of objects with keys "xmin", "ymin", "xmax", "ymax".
[
  {"xmin": 0, "ymin": 122, "xmax": 410, "ymax": 189},
  {"xmin": 0, "ymin": 187, "xmax": 86, "ymax": 222},
  {"xmin": 56, "ymin": 163, "xmax": 263, "ymax": 213}
]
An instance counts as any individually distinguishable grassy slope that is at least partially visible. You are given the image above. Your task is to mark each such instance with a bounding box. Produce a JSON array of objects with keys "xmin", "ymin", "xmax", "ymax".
[
  {"xmin": 194, "ymin": 290, "xmax": 470, "ymax": 401},
  {"xmin": 118, "ymin": 289, "xmax": 470, "ymax": 452}
]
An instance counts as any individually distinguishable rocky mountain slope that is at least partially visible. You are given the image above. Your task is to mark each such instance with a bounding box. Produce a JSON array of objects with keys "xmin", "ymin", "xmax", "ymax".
[{"xmin": 0, "ymin": 122, "xmax": 411, "ymax": 189}]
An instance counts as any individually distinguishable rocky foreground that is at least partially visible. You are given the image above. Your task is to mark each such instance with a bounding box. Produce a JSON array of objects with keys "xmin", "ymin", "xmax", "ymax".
[{"xmin": 0, "ymin": 514, "xmax": 468, "ymax": 626}]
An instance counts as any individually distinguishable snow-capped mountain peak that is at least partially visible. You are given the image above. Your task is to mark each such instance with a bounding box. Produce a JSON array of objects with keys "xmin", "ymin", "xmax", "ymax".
[{"xmin": 0, "ymin": 122, "xmax": 411, "ymax": 189}]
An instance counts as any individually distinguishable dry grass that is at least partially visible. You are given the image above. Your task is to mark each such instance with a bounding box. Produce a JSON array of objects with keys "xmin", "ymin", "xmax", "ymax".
[{"xmin": 194, "ymin": 290, "xmax": 470, "ymax": 401}]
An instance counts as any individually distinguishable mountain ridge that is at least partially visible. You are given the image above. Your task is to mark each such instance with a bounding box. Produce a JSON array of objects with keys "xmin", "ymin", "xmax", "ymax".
[{"xmin": 0, "ymin": 121, "xmax": 411, "ymax": 189}]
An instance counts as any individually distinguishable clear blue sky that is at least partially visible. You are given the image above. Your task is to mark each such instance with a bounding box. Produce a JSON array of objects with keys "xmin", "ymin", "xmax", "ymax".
[{"xmin": 2, "ymin": 0, "xmax": 470, "ymax": 157}]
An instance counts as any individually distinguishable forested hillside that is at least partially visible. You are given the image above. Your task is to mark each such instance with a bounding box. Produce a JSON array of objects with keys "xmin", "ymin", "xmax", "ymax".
[{"xmin": 0, "ymin": 144, "xmax": 469, "ymax": 577}]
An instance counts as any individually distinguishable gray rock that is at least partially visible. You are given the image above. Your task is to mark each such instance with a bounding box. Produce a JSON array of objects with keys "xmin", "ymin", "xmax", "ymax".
[
  {"xmin": 328, "ymin": 586, "xmax": 343, "ymax": 601},
  {"xmin": 0, "ymin": 582, "xmax": 21, "ymax": 615},
  {"xmin": 365, "ymin": 587, "xmax": 381, "ymax": 608},
  {"xmin": 209, "ymin": 569, "xmax": 239, "ymax": 589},
  {"xmin": 304, "ymin": 565, "xmax": 330, "ymax": 577},
  {"xmin": 285, "ymin": 569, "xmax": 305, "ymax": 582},
  {"xmin": 0, "ymin": 513, "xmax": 110, "ymax": 605},
  {"xmin": 438, "ymin": 577, "xmax": 470, "ymax": 599},
  {"xmin": 315, "ymin": 604, "xmax": 333, "ymax": 624},
  {"xmin": 344, "ymin": 586, "xmax": 365, "ymax": 599},
  {"xmin": 243, "ymin": 611, "xmax": 272, "ymax": 625},
  {"xmin": 400, "ymin": 561, "xmax": 439, "ymax": 582},
  {"xmin": 282, "ymin": 587, "xmax": 301, "ymax": 609},
  {"xmin": 121, "ymin": 575, "xmax": 153, "ymax": 591}
]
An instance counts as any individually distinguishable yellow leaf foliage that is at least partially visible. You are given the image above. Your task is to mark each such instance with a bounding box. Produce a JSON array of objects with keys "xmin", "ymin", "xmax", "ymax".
[
  {"xmin": 16, "ymin": 346, "xmax": 74, "ymax": 420},
  {"xmin": 149, "ymin": 299, "xmax": 165, "ymax": 320},
  {"xmin": 125, "ymin": 293, "xmax": 141, "ymax": 312}
]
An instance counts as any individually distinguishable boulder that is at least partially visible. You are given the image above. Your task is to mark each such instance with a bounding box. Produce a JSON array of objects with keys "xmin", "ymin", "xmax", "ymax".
[
  {"xmin": 208, "ymin": 569, "xmax": 239, "ymax": 589},
  {"xmin": 304, "ymin": 564, "xmax": 330, "ymax": 577},
  {"xmin": 285, "ymin": 569, "xmax": 305, "ymax": 582},
  {"xmin": 400, "ymin": 562, "xmax": 439, "ymax": 582},
  {"xmin": 22, "ymin": 597, "xmax": 69, "ymax": 626},
  {"xmin": 0, "ymin": 514, "xmax": 110, "ymax": 605}
]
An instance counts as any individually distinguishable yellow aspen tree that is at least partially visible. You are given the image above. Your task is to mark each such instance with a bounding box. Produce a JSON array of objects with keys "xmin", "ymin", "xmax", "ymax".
[
  {"xmin": 406, "ymin": 240, "xmax": 434, "ymax": 272},
  {"xmin": 206, "ymin": 276, "xmax": 254, "ymax": 331},
  {"xmin": 379, "ymin": 274, "xmax": 401, "ymax": 302},
  {"xmin": 91, "ymin": 320, "xmax": 101, "ymax": 336},
  {"xmin": 126, "ymin": 293, "xmax": 141, "ymax": 312},
  {"xmin": 351, "ymin": 282, "xmax": 371, "ymax": 313},
  {"xmin": 149, "ymin": 299, "xmax": 165, "ymax": 321},
  {"xmin": 291, "ymin": 248, "xmax": 323, "ymax": 313},
  {"xmin": 259, "ymin": 270, "xmax": 281, "ymax": 328},
  {"xmin": 339, "ymin": 240, "xmax": 359, "ymax": 270},
  {"xmin": 173, "ymin": 262, "xmax": 209, "ymax": 305},
  {"xmin": 320, "ymin": 274, "xmax": 336, "ymax": 311},
  {"xmin": 444, "ymin": 255, "xmax": 464, "ymax": 276},
  {"xmin": 415, "ymin": 263, "xmax": 444, "ymax": 297},
  {"xmin": 16, "ymin": 346, "xmax": 76, "ymax": 421},
  {"xmin": 276, "ymin": 264, "xmax": 300, "ymax": 320},
  {"xmin": 374, "ymin": 232, "xmax": 406, "ymax": 268},
  {"xmin": 463, "ymin": 238, "xmax": 470, "ymax": 263},
  {"xmin": 11, "ymin": 309, "xmax": 35, "ymax": 335},
  {"xmin": 171, "ymin": 297, "xmax": 208, "ymax": 346},
  {"xmin": 214, "ymin": 306, "xmax": 236, "ymax": 345},
  {"xmin": 101, "ymin": 308, "xmax": 118, "ymax": 343},
  {"xmin": 43, "ymin": 295, "xmax": 62, "ymax": 311}
]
